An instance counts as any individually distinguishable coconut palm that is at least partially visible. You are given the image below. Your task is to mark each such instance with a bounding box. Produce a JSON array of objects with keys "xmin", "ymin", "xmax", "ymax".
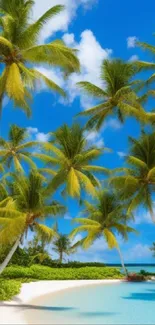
[
  {"xmin": 70, "ymin": 191, "xmax": 136, "ymax": 276},
  {"xmin": 135, "ymin": 39, "xmax": 155, "ymax": 123},
  {"xmin": 110, "ymin": 132, "xmax": 155, "ymax": 223},
  {"xmin": 77, "ymin": 59, "xmax": 146, "ymax": 130},
  {"xmin": 34, "ymin": 124, "xmax": 110, "ymax": 198},
  {"xmin": 0, "ymin": 170, "xmax": 65, "ymax": 274},
  {"xmin": 0, "ymin": 0, "xmax": 80, "ymax": 116},
  {"xmin": 53, "ymin": 233, "xmax": 76, "ymax": 263},
  {"xmin": 0, "ymin": 124, "xmax": 39, "ymax": 171}
]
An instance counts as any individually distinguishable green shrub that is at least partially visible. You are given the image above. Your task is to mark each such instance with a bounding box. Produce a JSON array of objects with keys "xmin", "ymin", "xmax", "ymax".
[
  {"xmin": 1, "ymin": 265, "xmax": 123, "ymax": 280},
  {"xmin": 0, "ymin": 280, "xmax": 21, "ymax": 301}
]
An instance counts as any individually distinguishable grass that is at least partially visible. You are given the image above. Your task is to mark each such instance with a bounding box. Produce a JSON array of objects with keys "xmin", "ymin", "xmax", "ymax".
[{"xmin": 0, "ymin": 264, "xmax": 123, "ymax": 300}]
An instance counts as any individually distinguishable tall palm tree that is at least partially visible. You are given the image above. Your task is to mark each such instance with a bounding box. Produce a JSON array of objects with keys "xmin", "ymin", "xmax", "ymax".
[
  {"xmin": 53, "ymin": 233, "xmax": 76, "ymax": 263},
  {"xmin": 135, "ymin": 39, "xmax": 155, "ymax": 123},
  {"xmin": 0, "ymin": 170, "xmax": 65, "ymax": 274},
  {"xmin": 0, "ymin": 124, "xmax": 39, "ymax": 171},
  {"xmin": 110, "ymin": 132, "xmax": 155, "ymax": 223},
  {"xmin": 77, "ymin": 59, "xmax": 145, "ymax": 130},
  {"xmin": 0, "ymin": 0, "xmax": 80, "ymax": 115},
  {"xmin": 34, "ymin": 124, "xmax": 110, "ymax": 198},
  {"xmin": 70, "ymin": 191, "xmax": 136, "ymax": 276}
]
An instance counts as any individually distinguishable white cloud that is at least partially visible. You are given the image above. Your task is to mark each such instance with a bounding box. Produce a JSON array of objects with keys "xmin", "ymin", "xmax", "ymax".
[
  {"xmin": 62, "ymin": 33, "xmax": 76, "ymax": 46},
  {"xmin": 64, "ymin": 213, "xmax": 72, "ymax": 220},
  {"xmin": 36, "ymin": 132, "xmax": 50, "ymax": 142},
  {"xmin": 127, "ymin": 36, "xmax": 138, "ymax": 48},
  {"xmin": 117, "ymin": 151, "xmax": 127, "ymax": 158},
  {"xmin": 103, "ymin": 118, "xmax": 122, "ymax": 131},
  {"xmin": 33, "ymin": 29, "xmax": 112, "ymax": 106},
  {"xmin": 33, "ymin": 0, "xmax": 98, "ymax": 42},
  {"xmin": 71, "ymin": 237, "xmax": 108, "ymax": 262},
  {"xmin": 129, "ymin": 54, "xmax": 139, "ymax": 62},
  {"xmin": 85, "ymin": 130, "xmax": 104, "ymax": 148},
  {"xmin": 126, "ymin": 243, "xmax": 151, "ymax": 261},
  {"xmin": 63, "ymin": 30, "xmax": 112, "ymax": 109},
  {"xmin": 27, "ymin": 127, "xmax": 49, "ymax": 142},
  {"xmin": 134, "ymin": 209, "xmax": 153, "ymax": 225}
]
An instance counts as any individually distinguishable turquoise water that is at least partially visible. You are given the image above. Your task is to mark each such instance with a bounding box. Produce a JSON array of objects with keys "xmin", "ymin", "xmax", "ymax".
[{"xmin": 26, "ymin": 282, "xmax": 155, "ymax": 324}]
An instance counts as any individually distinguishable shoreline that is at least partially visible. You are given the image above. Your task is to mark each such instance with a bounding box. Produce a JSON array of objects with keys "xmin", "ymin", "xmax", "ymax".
[{"xmin": 1, "ymin": 279, "xmax": 122, "ymax": 325}]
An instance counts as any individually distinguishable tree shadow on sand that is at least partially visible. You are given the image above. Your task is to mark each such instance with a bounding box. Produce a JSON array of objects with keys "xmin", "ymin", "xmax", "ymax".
[
  {"xmin": 1, "ymin": 303, "xmax": 75, "ymax": 312},
  {"xmin": 79, "ymin": 311, "xmax": 119, "ymax": 318}
]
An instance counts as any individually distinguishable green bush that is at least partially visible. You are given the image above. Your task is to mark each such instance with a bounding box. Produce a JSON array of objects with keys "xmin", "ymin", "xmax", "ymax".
[
  {"xmin": 1, "ymin": 265, "xmax": 123, "ymax": 280},
  {"xmin": 42, "ymin": 261, "xmax": 106, "ymax": 268},
  {"xmin": 0, "ymin": 280, "xmax": 21, "ymax": 301}
]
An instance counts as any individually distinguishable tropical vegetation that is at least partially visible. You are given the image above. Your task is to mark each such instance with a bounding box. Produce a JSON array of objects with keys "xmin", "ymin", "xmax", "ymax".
[
  {"xmin": 77, "ymin": 59, "xmax": 146, "ymax": 130},
  {"xmin": 0, "ymin": 0, "xmax": 155, "ymax": 300},
  {"xmin": 70, "ymin": 191, "xmax": 136, "ymax": 275}
]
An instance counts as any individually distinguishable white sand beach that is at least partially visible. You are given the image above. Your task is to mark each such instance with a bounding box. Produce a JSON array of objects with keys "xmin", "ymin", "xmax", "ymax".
[{"xmin": 1, "ymin": 279, "xmax": 122, "ymax": 325}]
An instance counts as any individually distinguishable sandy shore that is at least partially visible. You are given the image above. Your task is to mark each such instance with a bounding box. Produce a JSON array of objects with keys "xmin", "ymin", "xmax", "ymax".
[{"xmin": 1, "ymin": 279, "xmax": 121, "ymax": 324}]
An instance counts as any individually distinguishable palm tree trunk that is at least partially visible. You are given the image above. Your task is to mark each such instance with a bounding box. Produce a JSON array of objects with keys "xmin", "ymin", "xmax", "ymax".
[
  {"xmin": 0, "ymin": 237, "xmax": 21, "ymax": 275},
  {"xmin": 150, "ymin": 211, "xmax": 155, "ymax": 223},
  {"xmin": 60, "ymin": 251, "xmax": 63, "ymax": 264},
  {"xmin": 117, "ymin": 244, "xmax": 128, "ymax": 277}
]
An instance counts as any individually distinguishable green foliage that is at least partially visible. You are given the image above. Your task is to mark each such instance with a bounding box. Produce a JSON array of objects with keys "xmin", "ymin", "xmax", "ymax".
[
  {"xmin": 0, "ymin": 0, "xmax": 80, "ymax": 115},
  {"xmin": 70, "ymin": 190, "xmax": 136, "ymax": 250},
  {"xmin": 0, "ymin": 279, "xmax": 21, "ymax": 300},
  {"xmin": 37, "ymin": 124, "xmax": 110, "ymax": 197},
  {"xmin": 53, "ymin": 233, "xmax": 77, "ymax": 263},
  {"xmin": 0, "ymin": 124, "xmax": 38, "ymax": 171},
  {"xmin": 0, "ymin": 170, "xmax": 64, "ymax": 246},
  {"xmin": 77, "ymin": 59, "xmax": 146, "ymax": 130},
  {"xmin": 1, "ymin": 265, "xmax": 123, "ymax": 280},
  {"xmin": 110, "ymin": 132, "xmax": 155, "ymax": 221}
]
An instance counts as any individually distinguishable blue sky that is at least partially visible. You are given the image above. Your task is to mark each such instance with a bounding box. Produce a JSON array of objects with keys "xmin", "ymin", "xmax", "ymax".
[{"xmin": 3, "ymin": 0, "xmax": 155, "ymax": 263}]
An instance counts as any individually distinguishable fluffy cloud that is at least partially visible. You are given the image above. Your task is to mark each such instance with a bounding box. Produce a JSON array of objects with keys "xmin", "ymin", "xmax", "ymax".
[
  {"xmin": 71, "ymin": 237, "xmax": 108, "ymax": 262},
  {"xmin": 134, "ymin": 208, "xmax": 153, "ymax": 225},
  {"xmin": 103, "ymin": 118, "xmax": 122, "ymax": 131},
  {"xmin": 62, "ymin": 33, "xmax": 75, "ymax": 46},
  {"xmin": 128, "ymin": 54, "xmax": 139, "ymax": 62},
  {"xmin": 40, "ymin": 29, "xmax": 112, "ymax": 108},
  {"xmin": 27, "ymin": 127, "xmax": 49, "ymax": 142},
  {"xmin": 117, "ymin": 151, "xmax": 127, "ymax": 158},
  {"xmin": 127, "ymin": 36, "xmax": 138, "ymax": 48},
  {"xmin": 85, "ymin": 130, "xmax": 104, "ymax": 148},
  {"xmin": 64, "ymin": 213, "xmax": 73, "ymax": 220},
  {"xmin": 33, "ymin": 0, "xmax": 97, "ymax": 42},
  {"xmin": 64, "ymin": 30, "xmax": 112, "ymax": 108},
  {"xmin": 126, "ymin": 243, "xmax": 151, "ymax": 261}
]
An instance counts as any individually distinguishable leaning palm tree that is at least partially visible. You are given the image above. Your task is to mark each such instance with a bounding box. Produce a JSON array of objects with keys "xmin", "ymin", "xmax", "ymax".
[
  {"xmin": 0, "ymin": 124, "xmax": 39, "ymax": 171},
  {"xmin": 70, "ymin": 191, "xmax": 136, "ymax": 276},
  {"xmin": 53, "ymin": 233, "xmax": 76, "ymax": 263},
  {"xmin": 77, "ymin": 59, "xmax": 146, "ymax": 130},
  {"xmin": 110, "ymin": 132, "xmax": 155, "ymax": 223},
  {"xmin": 34, "ymin": 124, "xmax": 110, "ymax": 198},
  {"xmin": 0, "ymin": 0, "xmax": 80, "ymax": 116},
  {"xmin": 0, "ymin": 170, "xmax": 65, "ymax": 274}
]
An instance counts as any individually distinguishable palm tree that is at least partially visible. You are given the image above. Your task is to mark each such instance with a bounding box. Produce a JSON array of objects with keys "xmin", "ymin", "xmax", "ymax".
[
  {"xmin": 0, "ymin": 0, "xmax": 80, "ymax": 116},
  {"xmin": 110, "ymin": 132, "xmax": 155, "ymax": 223},
  {"xmin": 0, "ymin": 170, "xmax": 65, "ymax": 274},
  {"xmin": 0, "ymin": 124, "xmax": 38, "ymax": 171},
  {"xmin": 135, "ymin": 39, "xmax": 155, "ymax": 123},
  {"xmin": 77, "ymin": 59, "xmax": 145, "ymax": 130},
  {"xmin": 34, "ymin": 124, "xmax": 110, "ymax": 198},
  {"xmin": 53, "ymin": 234, "xmax": 76, "ymax": 263},
  {"xmin": 70, "ymin": 191, "xmax": 136, "ymax": 276}
]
